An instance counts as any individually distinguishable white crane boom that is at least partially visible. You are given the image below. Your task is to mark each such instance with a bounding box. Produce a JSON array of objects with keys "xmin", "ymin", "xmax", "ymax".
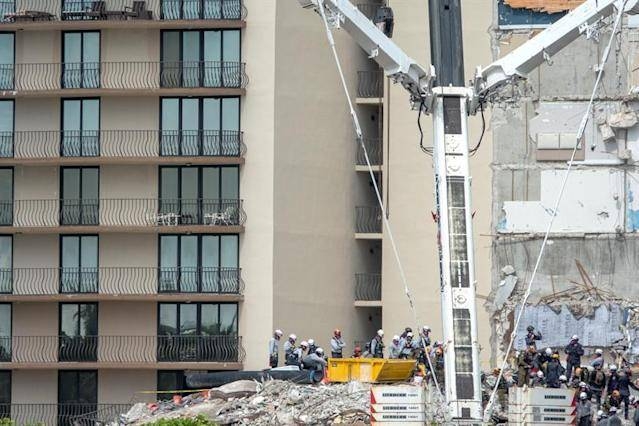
[{"xmin": 298, "ymin": 0, "xmax": 639, "ymax": 421}]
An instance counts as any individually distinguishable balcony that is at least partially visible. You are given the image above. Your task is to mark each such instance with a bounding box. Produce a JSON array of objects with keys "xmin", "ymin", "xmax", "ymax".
[
  {"xmin": 0, "ymin": 334, "xmax": 245, "ymax": 367},
  {"xmin": 0, "ymin": 61, "xmax": 248, "ymax": 97},
  {"xmin": 0, "ymin": 404, "xmax": 131, "ymax": 426},
  {"xmin": 356, "ymin": 70, "xmax": 384, "ymax": 104},
  {"xmin": 0, "ymin": 0, "xmax": 246, "ymax": 30},
  {"xmin": 356, "ymin": 137, "xmax": 382, "ymax": 171},
  {"xmin": 0, "ymin": 130, "xmax": 246, "ymax": 166},
  {"xmin": 0, "ymin": 266, "xmax": 244, "ymax": 301},
  {"xmin": 0, "ymin": 198, "xmax": 246, "ymax": 233},
  {"xmin": 355, "ymin": 205, "xmax": 382, "ymax": 238},
  {"xmin": 354, "ymin": 273, "xmax": 381, "ymax": 307}
]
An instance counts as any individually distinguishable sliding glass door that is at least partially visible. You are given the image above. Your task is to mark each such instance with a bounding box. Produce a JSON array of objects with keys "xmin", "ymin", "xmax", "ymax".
[{"xmin": 62, "ymin": 32, "xmax": 100, "ymax": 89}]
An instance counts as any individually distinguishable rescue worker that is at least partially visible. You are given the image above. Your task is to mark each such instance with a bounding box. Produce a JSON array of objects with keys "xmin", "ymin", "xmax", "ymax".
[
  {"xmin": 597, "ymin": 410, "xmax": 608, "ymax": 425},
  {"xmin": 577, "ymin": 381, "xmax": 592, "ymax": 400},
  {"xmin": 565, "ymin": 335, "xmax": 584, "ymax": 380},
  {"xmin": 307, "ymin": 339, "xmax": 317, "ymax": 356},
  {"xmin": 616, "ymin": 366, "xmax": 637, "ymax": 419},
  {"xmin": 352, "ymin": 346, "xmax": 362, "ymax": 358},
  {"xmin": 517, "ymin": 347, "xmax": 532, "ymax": 386},
  {"xmin": 268, "ymin": 329, "xmax": 283, "ymax": 368},
  {"xmin": 632, "ymin": 398, "xmax": 639, "ymax": 425},
  {"xmin": 525, "ymin": 325, "xmax": 542, "ymax": 349},
  {"xmin": 544, "ymin": 352, "xmax": 565, "ymax": 388},
  {"xmin": 388, "ymin": 335, "xmax": 401, "ymax": 359},
  {"xmin": 418, "ymin": 325, "xmax": 431, "ymax": 348},
  {"xmin": 591, "ymin": 348, "xmax": 604, "ymax": 367},
  {"xmin": 362, "ymin": 342, "xmax": 372, "ymax": 358},
  {"xmin": 284, "ymin": 334, "xmax": 298, "ymax": 366},
  {"xmin": 608, "ymin": 364, "xmax": 620, "ymax": 394},
  {"xmin": 558, "ymin": 374, "xmax": 568, "ymax": 389},
  {"xmin": 432, "ymin": 347, "xmax": 445, "ymax": 391},
  {"xmin": 538, "ymin": 347, "xmax": 553, "ymax": 370},
  {"xmin": 607, "ymin": 406, "xmax": 623, "ymax": 426},
  {"xmin": 590, "ymin": 362, "xmax": 607, "ymax": 409},
  {"xmin": 531, "ymin": 370, "xmax": 545, "ymax": 387},
  {"xmin": 370, "ymin": 329, "xmax": 385, "ymax": 358},
  {"xmin": 302, "ymin": 347, "xmax": 328, "ymax": 371},
  {"xmin": 399, "ymin": 332, "xmax": 415, "ymax": 359},
  {"xmin": 604, "ymin": 390, "xmax": 623, "ymax": 413},
  {"xmin": 330, "ymin": 329, "xmax": 346, "ymax": 358},
  {"xmin": 294, "ymin": 341, "xmax": 308, "ymax": 367},
  {"xmin": 571, "ymin": 367, "xmax": 589, "ymax": 387},
  {"xmin": 400, "ymin": 327, "xmax": 412, "ymax": 341},
  {"xmin": 576, "ymin": 391, "xmax": 592, "ymax": 426}
]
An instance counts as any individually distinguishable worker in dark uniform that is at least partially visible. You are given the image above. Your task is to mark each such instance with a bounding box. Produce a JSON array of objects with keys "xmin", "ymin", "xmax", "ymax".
[
  {"xmin": 564, "ymin": 335, "xmax": 584, "ymax": 380},
  {"xmin": 525, "ymin": 325, "xmax": 542, "ymax": 349},
  {"xmin": 370, "ymin": 329, "xmax": 385, "ymax": 358}
]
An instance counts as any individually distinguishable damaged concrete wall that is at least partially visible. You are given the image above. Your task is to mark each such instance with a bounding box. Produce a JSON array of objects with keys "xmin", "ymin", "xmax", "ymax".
[{"xmin": 489, "ymin": 8, "xmax": 639, "ymax": 364}]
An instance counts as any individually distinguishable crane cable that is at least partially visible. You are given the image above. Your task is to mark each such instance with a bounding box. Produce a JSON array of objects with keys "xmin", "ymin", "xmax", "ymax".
[
  {"xmin": 315, "ymin": 0, "xmax": 446, "ymax": 404},
  {"xmin": 483, "ymin": 1, "xmax": 627, "ymax": 421}
]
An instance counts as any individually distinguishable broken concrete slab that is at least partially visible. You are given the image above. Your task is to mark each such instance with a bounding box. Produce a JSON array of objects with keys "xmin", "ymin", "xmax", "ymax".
[{"xmin": 208, "ymin": 380, "xmax": 259, "ymax": 400}]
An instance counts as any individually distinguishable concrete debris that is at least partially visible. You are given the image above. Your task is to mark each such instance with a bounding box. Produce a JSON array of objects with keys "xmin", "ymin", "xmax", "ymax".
[
  {"xmin": 208, "ymin": 380, "xmax": 259, "ymax": 400},
  {"xmin": 120, "ymin": 380, "xmax": 372, "ymax": 425},
  {"xmin": 493, "ymin": 275, "xmax": 518, "ymax": 313},
  {"xmin": 608, "ymin": 110, "xmax": 638, "ymax": 129},
  {"xmin": 501, "ymin": 265, "xmax": 516, "ymax": 276},
  {"xmin": 599, "ymin": 123, "xmax": 616, "ymax": 142}
]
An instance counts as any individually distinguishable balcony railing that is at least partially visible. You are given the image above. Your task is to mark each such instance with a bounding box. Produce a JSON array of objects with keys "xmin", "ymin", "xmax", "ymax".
[
  {"xmin": 356, "ymin": 137, "xmax": 382, "ymax": 166},
  {"xmin": 0, "ymin": 335, "xmax": 245, "ymax": 363},
  {"xmin": 357, "ymin": 70, "xmax": 384, "ymax": 98},
  {"xmin": 0, "ymin": 198, "xmax": 245, "ymax": 228},
  {"xmin": 0, "ymin": 61, "xmax": 248, "ymax": 92},
  {"xmin": 0, "ymin": 0, "xmax": 246, "ymax": 23},
  {"xmin": 0, "ymin": 266, "xmax": 243, "ymax": 295},
  {"xmin": 0, "ymin": 404, "xmax": 131, "ymax": 426},
  {"xmin": 0, "ymin": 130, "xmax": 245, "ymax": 160},
  {"xmin": 355, "ymin": 205, "xmax": 382, "ymax": 234},
  {"xmin": 355, "ymin": 273, "xmax": 381, "ymax": 301}
]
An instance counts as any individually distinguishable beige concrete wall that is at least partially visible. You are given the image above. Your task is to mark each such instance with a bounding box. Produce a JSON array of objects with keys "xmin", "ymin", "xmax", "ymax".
[
  {"xmin": 12, "ymin": 370, "xmax": 57, "ymax": 403},
  {"xmin": 100, "ymin": 165, "xmax": 157, "ymax": 198},
  {"xmin": 100, "ymin": 234, "xmax": 157, "ymax": 267},
  {"xmin": 14, "ymin": 166, "xmax": 58, "ymax": 199},
  {"xmin": 99, "ymin": 370, "xmax": 156, "ymax": 403},
  {"xmin": 382, "ymin": 0, "xmax": 493, "ymax": 366},
  {"xmin": 14, "ymin": 99, "xmax": 60, "ymax": 132},
  {"xmin": 270, "ymin": 0, "xmax": 375, "ymax": 358},
  {"xmin": 102, "ymin": 29, "xmax": 159, "ymax": 62},
  {"xmin": 13, "ymin": 302, "xmax": 57, "ymax": 336},
  {"xmin": 98, "ymin": 302, "xmax": 156, "ymax": 336},
  {"xmin": 237, "ymin": 0, "xmax": 277, "ymax": 370},
  {"xmin": 101, "ymin": 97, "xmax": 158, "ymax": 131},
  {"xmin": 15, "ymin": 31, "xmax": 60, "ymax": 63}
]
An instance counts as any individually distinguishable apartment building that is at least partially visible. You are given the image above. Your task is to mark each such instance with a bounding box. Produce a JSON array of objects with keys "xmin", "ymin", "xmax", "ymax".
[{"xmin": 0, "ymin": 0, "xmax": 391, "ymax": 423}]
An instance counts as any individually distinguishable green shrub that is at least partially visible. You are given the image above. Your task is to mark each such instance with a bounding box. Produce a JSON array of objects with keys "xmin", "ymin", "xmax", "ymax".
[{"xmin": 144, "ymin": 415, "xmax": 217, "ymax": 426}]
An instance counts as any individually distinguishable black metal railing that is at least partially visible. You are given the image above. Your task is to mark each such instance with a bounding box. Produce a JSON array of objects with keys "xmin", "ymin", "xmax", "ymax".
[
  {"xmin": 0, "ymin": 130, "xmax": 245, "ymax": 160},
  {"xmin": 355, "ymin": 273, "xmax": 381, "ymax": 301},
  {"xmin": 157, "ymin": 334, "xmax": 243, "ymax": 362},
  {"xmin": 356, "ymin": 137, "xmax": 382, "ymax": 166},
  {"xmin": 0, "ymin": 335, "xmax": 245, "ymax": 363},
  {"xmin": 357, "ymin": 70, "xmax": 384, "ymax": 98},
  {"xmin": 355, "ymin": 205, "xmax": 382, "ymax": 233},
  {"xmin": 0, "ymin": 403, "xmax": 131, "ymax": 426},
  {"xmin": 0, "ymin": 266, "xmax": 243, "ymax": 295},
  {"xmin": 0, "ymin": 61, "xmax": 248, "ymax": 92},
  {"xmin": 0, "ymin": 0, "xmax": 246, "ymax": 23},
  {"xmin": 158, "ymin": 266, "xmax": 243, "ymax": 293},
  {"xmin": 5, "ymin": 198, "xmax": 245, "ymax": 228}
]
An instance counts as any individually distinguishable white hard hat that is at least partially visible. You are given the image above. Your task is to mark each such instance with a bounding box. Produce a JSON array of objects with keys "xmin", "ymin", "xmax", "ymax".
[
  {"xmin": 308, "ymin": 339, "xmax": 314, "ymax": 345},
  {"xmin": 571, "ymin": 335, "xmax": 579, "ymax": 340},
  {"xmin": 275, "ymin": 329, "xmax": 283, "ymax": 336},
  {"xmin": 586, "ymin": 366, "xmax": 594, "ymax": 372},
  {"xmin": 579, "ymin": 382, "xmax": 586, "ymax": 387},
  {"xmin": 610, "ymin": 406, "xmax": 617, "ymax": 413},
  {"xmin": 559, "ymin": 375, "xmax": 567, "ymax": 381},
  {"xmin": 392, "ymin": 335, "xmax": 400, "ymax": 341},
  {"xmin": 423, "ymin": 325, "xmax": 431, "ymax": 332},
  {"xmin": 377, "ymin": 329, "xmax": 384, "ymax": 337},
  {"xmin": 300, "ymin": 341, "xmax": 308, "ymax": 348},
  {"xmin": 406, "ymin": 332, "xmax": 414, "ymax": 338},
  {"xmin": 316, "ymin": 347, "xmax": 324, "ymax": 355},
  {"xmin": 537, "ymin": 371, "xmax": 544, "ymax": 378},
  {"xmin": 580, "ymin": 392, "xmax": 587, "ymax": 400},
  {"xmin": 610, "ymin": 364, "xmax": 618, "ymax": 371},
  {"xmin": 597, "ymin": 410, "xmax": 604, "ymax": 417},
  {"xmin": 595, "ymin": 348, "xmax": 603, "ymax": 355},
  {"xmin": 289, "ymin": 334, "xmax": 297, "ymax": 340},
  {"xmin": 545, "ymin": 347, "xmax": 552, "ymax": 355}
]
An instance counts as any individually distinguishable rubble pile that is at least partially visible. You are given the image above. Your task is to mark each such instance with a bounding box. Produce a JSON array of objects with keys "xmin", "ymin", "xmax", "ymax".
[{"xmin": 120, "ymin": 380, "xmax": 371, "ymax": 425}]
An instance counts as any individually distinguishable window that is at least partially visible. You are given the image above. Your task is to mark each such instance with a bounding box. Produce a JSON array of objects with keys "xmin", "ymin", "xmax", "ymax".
[
  {"xmin": 0, "ymin": 101, "xmax": 13, "ymax": 158},
  {"xmin": 161, "ymin": 30, "xmax": 240, "ymax": 88},
  {"xmin": 0, "ymin": 33, "xmax": 14, "ymax": 90},
  {"xmin": 62, "ymin": 32, "xmax": 100, "ymax": 88},
  {"xmin": 161, "ymin": 97, "xmax": 240, "ymax": 156},
  {"xmin": 159, "ymin": 166, "xmax": 239, "ymax": 225},
  {"xmin": 161, "ymin": 0, "xmax": 242, "ymax": 20},
  {"xmin": 0, "ymin": 371, "xmax": 9, "ymax": 419},
  {"xmin": 0, "ymin": 304, "xmax": 10, "ymax": 363},
  {"xmin": 159, "ymin": 234, "xmax": 239, "ymax": 293},
  {"xmin": 59, "ymin": 303, "xmax": 97, "ymax": 362},
  {"xmin": 62, "ymin": 99, "xmax": 99, "ymax": 157},
  {"xmin": 157, "ymin": 302, "xmax": 238, "ymax": 362},
  {"xmin": 0, "ymin": 169, "xmax": 12, "ymax": 226},
  {"xmin": 157, "ymin": 370, "xmax": 217, "ymax": 400},
  {"xmin": 497, "ymin": 0, "xmax": 566, "ymax": 29},
  {"xmin": 60, "ymin": 167, "xmax": 99, "ymax": 226},
  {"xmin": 58, "ymin": 371, "xmax": 97, "ymax": 426},
  {"xmin": 0, "ymin": 236, "xmax": 11, "ymax": 294},
  {"xmin": 62, "ymin": 0, "xmax": 98, "ymax": 20},
  {"xmin": 60, "ymin": 235, "xmax": 98, "ymax": 293}
]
